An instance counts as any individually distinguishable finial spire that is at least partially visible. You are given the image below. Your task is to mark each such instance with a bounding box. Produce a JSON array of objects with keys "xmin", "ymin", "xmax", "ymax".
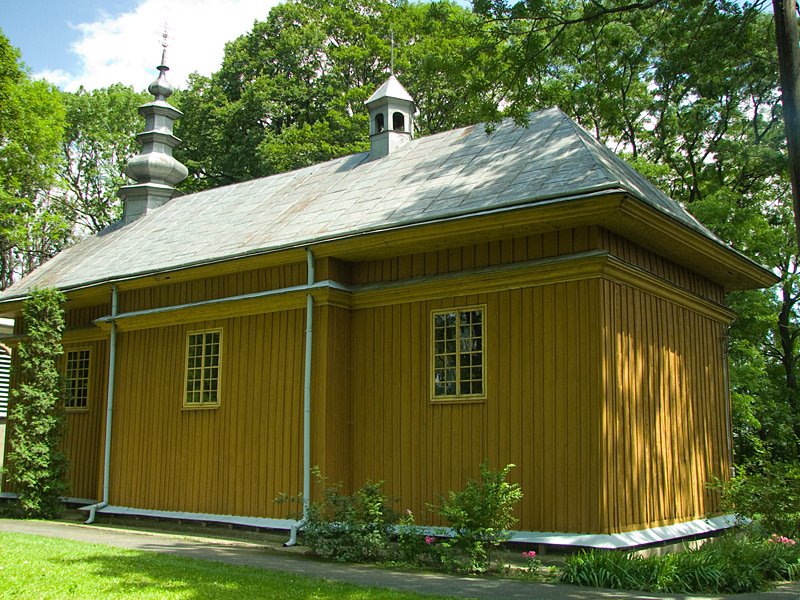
[
  {"xmin": 390, "ymin": 30, "xmax": 394, "ymax": 75},
  {"xmin": 149, "ymin": 26, "xmax": 174, "ymax": 102},
  {"xmin": 160, "ymin": 25, "xmax": 169, "ymax": 66}
]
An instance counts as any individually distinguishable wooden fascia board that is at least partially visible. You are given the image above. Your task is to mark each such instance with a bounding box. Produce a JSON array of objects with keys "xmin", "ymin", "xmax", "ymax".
[
  {"xmin": 310, "ymin": 193, "xmax": 625, "ymax": 261},
  {"xmin": 602, "ymin": 256, "xmax": 735, "ymax": 324},
  {"xmin": 95, "ymin": 283, "xmax": 350, "ymax": 333},
  {"xmin": 348, "ymin": 251, "xmax": 609, "ymax": 309},
  {"xmin": 62, "ymin": 327, "xmax": 108, "ymax": 343},
  {"xmin": 610, "ymin": 197, "xmax": 779, "ymax": 292},
  {"xmin": 350, "ymin": 250, "xmax": 735, "ymax": 323},
  {"xmin": 86, "ymin": 249, "xmax": 733, "ymax": 332}
]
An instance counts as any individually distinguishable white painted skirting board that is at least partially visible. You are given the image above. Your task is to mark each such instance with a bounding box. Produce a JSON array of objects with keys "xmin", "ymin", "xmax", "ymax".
[
  {"xmin": 73, "ymin": 503, "xmax": 737, "ymax": 550},
  {"xmin": 77, "ymin": 504, "xmax": 297, "ymax": 531},
  {"xmin": 506, "ymin": 515, "xmax": 739, "ymax": 549}
]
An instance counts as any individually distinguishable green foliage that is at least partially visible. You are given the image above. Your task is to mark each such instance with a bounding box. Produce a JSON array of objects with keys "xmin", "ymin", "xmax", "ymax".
[
  {"xmin": 710, "ymin": 461, "xmax": 800, "ymax": 538},
  {"xmin": 5, "ymin": 287, "xmax": 68, "ymax": 518},
  {"xmin": 300, "ymin": 469, "xmax": 398, "ymax": 562},
  {"xmin": 560, "ymin": 532, "xmax": 800, "ymax": 594},
  {"xmin": 393, "ymin": 510, "xmax": 441, "ymax": 567},
  {"xmin": 174, "ymin": 0, "xmax": 499, "ymax": 191},
  {"xmin": 437, "ymin": 462, "xmax": 523, "ymax": 572},
  {"xmin": 60, "ymin": 84, "xmax": 148, "ymax": 233},
  {"xmin": 0, "ymin": 30, "xmax": 67, "ymax": 290}
]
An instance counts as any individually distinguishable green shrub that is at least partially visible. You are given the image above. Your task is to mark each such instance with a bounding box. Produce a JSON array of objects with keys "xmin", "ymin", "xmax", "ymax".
[
  {"xmin": 393, "ymin": 510, "xmax": 440, "ymax": 567},
  {"xmin": 710, "ymin": 461, "xmax": 800, "ymax": 538},
  {"xmin": 300, "ymin": 470, "xmax": 398, "ymax": 562},
  {"xmin": 5, "ymin": 288, "xmax": 68, "ymax": 519},
  {"xmin": 560, "ymin": 532, "xmax": 800, "ymax": 594},
  {"xmin": 437, "ymin": 461, "xmax": 523, "ymax": 573}
]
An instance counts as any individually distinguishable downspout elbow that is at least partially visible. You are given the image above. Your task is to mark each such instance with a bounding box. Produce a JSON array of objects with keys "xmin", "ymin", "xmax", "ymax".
[
  {"xmin": 83, "ymin": 501, "xmax": 108, "ymax": 524},
  {"xmin": 284, "ymin": 519, "xmax": 306, "ymax": 547}
]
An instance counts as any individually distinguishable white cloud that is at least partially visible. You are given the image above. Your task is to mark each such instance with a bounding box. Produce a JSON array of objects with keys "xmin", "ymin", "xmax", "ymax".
[{"xmin": 35, "ymin": 0, "xmax": 281, "ymax": 92}]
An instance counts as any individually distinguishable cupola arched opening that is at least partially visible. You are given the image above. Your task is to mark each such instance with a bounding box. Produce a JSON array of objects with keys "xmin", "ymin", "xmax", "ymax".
[
  {"xmin": 375, "ymin": 113, "xmax": 385, "ymax": 133},
  {"xmin": 392, "ymin": 111, "xmax": 405, "ymax": 132}
]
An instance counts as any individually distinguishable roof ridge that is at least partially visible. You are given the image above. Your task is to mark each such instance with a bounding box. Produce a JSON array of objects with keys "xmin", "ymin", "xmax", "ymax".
[{"xmin": 560, "ymin": 114, "xmax": 721, "ymax": 242}]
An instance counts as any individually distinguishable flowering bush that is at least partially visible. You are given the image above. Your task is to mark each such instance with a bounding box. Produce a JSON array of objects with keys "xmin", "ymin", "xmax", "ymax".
[
  {"xmin": 394, "ymin": 510, "xmax": 441, "ymax": 566},
  {"xmin": 768, "ymin": 534, "xmax": 797, "ymax": 546},
  {"xmin": 521, "ymin": 549, "xmax": 544, "ymax": 580}
]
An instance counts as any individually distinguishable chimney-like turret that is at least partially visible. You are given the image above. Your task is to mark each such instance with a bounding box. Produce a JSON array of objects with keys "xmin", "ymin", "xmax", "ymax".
[
  {"xmin": 119, "ymin": 56, "xmax": 188, "ymax": 224},
  {"xmin": 365, "ymin": 75, "xmax": 415, "ymax": 160}
]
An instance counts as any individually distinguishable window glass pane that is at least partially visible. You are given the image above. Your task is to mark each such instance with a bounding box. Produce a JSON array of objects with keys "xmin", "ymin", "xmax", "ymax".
[
  {"xmin": 432, "ymin": 307, "xmax": 484, "ymax": 400},
  {"xmin": 185, "ymin": 330, "xmax": 221, "ymax": 405},
  {"xmin": 65, "ymin": 349, "xmax": 90, "ymax": 409}
]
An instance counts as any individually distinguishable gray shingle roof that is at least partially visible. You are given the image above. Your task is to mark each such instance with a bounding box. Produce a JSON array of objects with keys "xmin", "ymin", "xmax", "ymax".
[{"xmin": 0, "ymin": 107, "xmax": 721, "ymax": 300}]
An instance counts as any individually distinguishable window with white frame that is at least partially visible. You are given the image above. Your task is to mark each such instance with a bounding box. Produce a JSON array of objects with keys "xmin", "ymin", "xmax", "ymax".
[
  {"xmin": 432, "ymin": 307, "xmax": 485, "ymax": 400},
  {"xmin": 65, "ymin": 348, "xmax": 90, "ymax": 410},
  {"xmin": 184, "ymin": 329, "xmax": 221, "ymax": 406}
]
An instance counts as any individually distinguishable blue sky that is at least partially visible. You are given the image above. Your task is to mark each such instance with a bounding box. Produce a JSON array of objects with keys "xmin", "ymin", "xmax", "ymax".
[
  {"xmin": 3, "ymin": 0, "xmax": 130, "ymax": 75},
  {"xmin": 1, "ymin": 0, "xmax": 281, "ymax": 90}
]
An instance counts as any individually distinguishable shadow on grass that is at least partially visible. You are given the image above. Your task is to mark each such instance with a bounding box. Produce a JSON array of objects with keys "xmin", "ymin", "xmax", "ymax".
[{"xmin": 49, "ymin": 548, "xmax": 407, "ymax": 599}]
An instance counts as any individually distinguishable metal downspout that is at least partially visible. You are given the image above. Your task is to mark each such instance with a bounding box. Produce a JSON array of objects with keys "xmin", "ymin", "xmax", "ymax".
[
  {"xmin": 286, "ymin": 249, "xmax": 314, "ymax": 546},
  {"xmin": 85, "ymin": 284, "xmax": 118, "ymax": 523}
]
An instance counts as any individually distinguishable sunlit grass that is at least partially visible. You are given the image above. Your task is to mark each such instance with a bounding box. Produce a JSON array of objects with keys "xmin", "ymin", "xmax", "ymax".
[{"xmin": 0, "ymin": 532, "xmax": 453, "ymax": 599}]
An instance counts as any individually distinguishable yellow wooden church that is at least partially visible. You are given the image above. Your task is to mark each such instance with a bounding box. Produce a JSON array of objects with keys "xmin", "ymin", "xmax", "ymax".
[{"xmin": 0, "ymin": 61, "xmax": 777, "ymax": 548}]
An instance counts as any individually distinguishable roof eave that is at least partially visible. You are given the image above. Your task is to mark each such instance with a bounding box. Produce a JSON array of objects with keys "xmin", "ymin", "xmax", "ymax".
[{"xmin": 610, "ymin": 195, "xmax": 778, "ymax": 292}]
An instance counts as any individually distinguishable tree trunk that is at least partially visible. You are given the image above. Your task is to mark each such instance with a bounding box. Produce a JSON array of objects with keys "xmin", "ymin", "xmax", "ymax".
[{"xmin": 773, "ymin": 0, "xmax": 800, "ymax": 250}]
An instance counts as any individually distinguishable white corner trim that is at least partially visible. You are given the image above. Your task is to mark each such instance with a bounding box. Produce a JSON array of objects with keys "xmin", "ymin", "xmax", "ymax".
[
  {"xmin": 76, "ymin": 504, "xmax": 298, "ymax": 531},
  {"xmin": 507, "ymin": 515, "xmax": 739, "ymax": 549}
]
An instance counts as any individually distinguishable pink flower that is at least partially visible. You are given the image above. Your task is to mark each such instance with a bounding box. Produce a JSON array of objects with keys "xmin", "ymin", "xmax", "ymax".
[
  {"xmin": 522, "ymin": 550, "xmax": 537, "ymax": 558},
  {"xmin": 769, "ymin": 534, "xmax": 797, "ymax": 546},
  {"xmin": 425, "ymin": 536, "xmax": 436, "ymax": 545}
]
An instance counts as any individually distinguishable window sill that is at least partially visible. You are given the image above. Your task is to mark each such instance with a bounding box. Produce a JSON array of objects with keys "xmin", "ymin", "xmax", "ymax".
[{"xmin": 429, "ymin": 397, "xmax": 486, "ymax": 405}]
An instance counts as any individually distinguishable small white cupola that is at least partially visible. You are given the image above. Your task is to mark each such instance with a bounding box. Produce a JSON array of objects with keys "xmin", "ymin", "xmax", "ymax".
[{"xmin": 365, "ymin": 75, "xmax": 415, "ymax": 160}]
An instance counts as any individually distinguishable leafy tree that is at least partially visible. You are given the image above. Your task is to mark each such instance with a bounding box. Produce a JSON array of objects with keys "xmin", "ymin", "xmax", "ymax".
[
  {"xmin": 174, "ymin": 0, "xmax": 499, "ymax": 191},
  {"xmin": 0, "ymin": 31, "xmax": 67, "ymax": 290},
  {"xmin": 5, "ymin": 287, "xmax": 68, "ymax": 518},
  {"xmin": 59, "ymin": 85, "xmax": 148, "ymax": 233},
  {"xmin": 467, "ymin": 0, "xmax": 797, "ymax": 462}
]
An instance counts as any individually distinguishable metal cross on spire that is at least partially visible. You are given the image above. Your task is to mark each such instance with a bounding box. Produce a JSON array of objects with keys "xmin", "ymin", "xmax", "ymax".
[{"xmin": 159, "ymin": 24, "xmax": 169, "ymax": 66}]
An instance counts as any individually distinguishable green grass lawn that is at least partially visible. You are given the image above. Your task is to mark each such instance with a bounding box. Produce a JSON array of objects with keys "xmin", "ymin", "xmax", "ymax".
[{"xmin": 0, "ymin": 532, "xmax": 452, "ymax": 599}]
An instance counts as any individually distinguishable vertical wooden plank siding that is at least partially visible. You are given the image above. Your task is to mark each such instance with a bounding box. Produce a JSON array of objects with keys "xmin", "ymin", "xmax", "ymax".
[
  {"xmin": 600, "ymin": 230, "xmax": 725, "ymax": 304},
  {"xmin": 62, "ymin": 339, "xmax": 107, "ymax": 500},
  {"xmin": 310, "ymin": 305, "xmax": 353, "ymax": 494},
  {"xmin": 350, "ymin": 227, "xmax": 597, "ymax": 285},
  {"xmin": 601, "ymin": 279, "xmax": 728, "ymax": 532},
  {"xmin": 117, "ymin": 263, "xmax": 307, "ymax": 313},
  {"xmin": 350, "ymin": 281, "xmax": 605, "ymax": 534},
  {"xmin": 2, "ymin": 339, "xmax": 107, "ymax": 500},
  {"xmin": 109, "ymin": 309, "xmax": 305, "ymax": 517}
]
